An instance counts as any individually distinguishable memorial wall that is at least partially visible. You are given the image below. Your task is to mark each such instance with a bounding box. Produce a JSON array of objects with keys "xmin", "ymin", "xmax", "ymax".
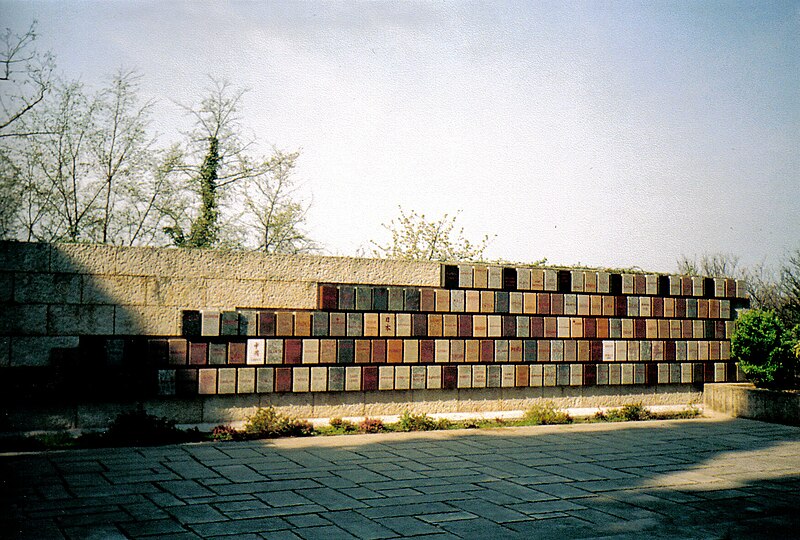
[{"xmin": 0, "ymin": 241, "xmax": 748, "ymax": 429}]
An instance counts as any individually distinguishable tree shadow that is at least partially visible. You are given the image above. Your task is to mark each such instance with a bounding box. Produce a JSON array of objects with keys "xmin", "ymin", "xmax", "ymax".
[{"xmin": 0, "ymin": 417, "xmax": 798, "ymax": 539}]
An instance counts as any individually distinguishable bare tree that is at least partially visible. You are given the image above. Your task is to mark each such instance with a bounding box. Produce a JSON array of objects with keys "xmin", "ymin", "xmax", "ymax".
[
  {"xmin": 676, "ymin": 253, "xmax": 741, "ymax": 278},
  {"xmin": 91, "ymin": 70, "xmax": 156, "ymax": 243},
  {"xmin": 241, "ymin": 149, "xmax": 315, "ymax": 253},
  {"xmin": 0, "ymin": 20, "xmax": 55, "ymax": 136}
]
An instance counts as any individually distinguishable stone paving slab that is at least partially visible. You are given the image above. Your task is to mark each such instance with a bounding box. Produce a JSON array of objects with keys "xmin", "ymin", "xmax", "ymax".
[{"xmin": 2, "ymin": 417, "xmax": 799, "ymax": 539}]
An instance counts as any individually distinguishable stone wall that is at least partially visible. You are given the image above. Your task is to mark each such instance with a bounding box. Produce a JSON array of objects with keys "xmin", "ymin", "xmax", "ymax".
[
  {"xmin": 0, "ymin": 241, "xmax": 440, "ymax": 367},
  {"xmin": 0, "ymin": 241, "xmax": 747, "ymax": 431}
]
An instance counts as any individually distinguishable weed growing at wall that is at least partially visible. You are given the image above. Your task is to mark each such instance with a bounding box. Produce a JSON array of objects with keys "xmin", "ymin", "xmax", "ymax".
[{"xmin": 522, "ymin": 403, "xmax": 573, "ymax": 425}]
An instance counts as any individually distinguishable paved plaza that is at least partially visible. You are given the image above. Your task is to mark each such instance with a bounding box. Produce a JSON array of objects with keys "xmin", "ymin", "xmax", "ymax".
[{"xmin": 2, "ymin": 416, "xmax": 799, "ymax": 539}]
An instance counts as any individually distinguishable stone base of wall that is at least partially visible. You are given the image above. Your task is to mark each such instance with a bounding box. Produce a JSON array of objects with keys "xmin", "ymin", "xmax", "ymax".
[
  {"xmin": 704, "ymin": 383, "xmax": 800, "ymax": 425},
  {"xmin": 2, "ymin": 385, "xmax": 702, "ymax": 432}
]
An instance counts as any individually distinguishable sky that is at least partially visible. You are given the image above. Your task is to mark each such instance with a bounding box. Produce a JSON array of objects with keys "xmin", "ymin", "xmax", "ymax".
[{"xmin": 3, "ymin": 0, "xmax": 799, "ymax": 272}]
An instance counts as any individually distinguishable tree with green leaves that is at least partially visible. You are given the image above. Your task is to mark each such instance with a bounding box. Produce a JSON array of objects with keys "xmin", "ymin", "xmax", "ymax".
[{"xmin": 371, "ymin": 207, "xmax": 493, "ymax": 262}]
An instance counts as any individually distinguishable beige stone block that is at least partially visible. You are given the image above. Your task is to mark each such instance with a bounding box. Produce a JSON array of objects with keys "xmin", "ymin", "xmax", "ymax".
[
  {"xmin": 48, "ymin": 304, "xmax": 115, "ymax": 335},
  {"xmin": 570, "ymin": 364, "xmax": 583, "ymax": 386},
  {"xmin": 488, "ymin": 266, "xmax": 502, "ymax": 289},
  {"xmin": 590, "ymin": 296, "xmax": 602, "ymax": 316},
  {"xmin": 51, "ymin": 243, "xmax": 119, "ymax": 275},
  {"xmin": 218, "ymin": 368, "xmax": 237, "ymax": 394},
  {"xmin": 563, "ymin": 340, "xmax": 576, "ymax": 361},
  {"xmin": 10, "ymin": 335, "xmax": 78, "ymax": 366},
  {"xmin": 681, "ymin": 363, "xmax": 692, "ymax": 383},
  {"xmin": 237, "ymin": 367, "xmax": 256, "ymax": 394},
  {"xmin": 603, "ymin": 340, "xmax": 615, "ymax": 362},
  {"xmin": 247, "ymin": 339, "xmax": 266, "ymax": 364},
  {"xmin": 379, "ymin": 366, "xmax": 394, "ymax": 390},
  {"xmin": 564, "ymin": 294, "xmax": 577, "ymax": 315},
  {"xmin": 472, "ymin": 365, "xmax": 487, "ymax": 388},
  {"xmin": 480, "ymin": 291, "xmax": 494, "ymax": 313},
  {"xmin": 0, "ymin": 336, "xmax": 9, "ymax": 367},
  {"xmin": 692, "ymin": 276, "xmax": 704, "ymax": 297},
  {"xmin": 450, "ymin": 289, "xmax": 465, "ymax": 312},
  {"xmin": 115, "ymin": 305, "xmax": 179, "ymax": 335},
  {"xmin": 458, "ymin": 365, "xmax": 472, "ymax": 388},
  {"xmin": 465, "ymin": 290, "xmax": 480, "ymax": 312},
  {"xmin": 509, "ymin": 292, "xmax": 523, "ymax": 314},
  {"xmin": 292, "ymin": 367, "xmax": 310, "ymax": 392},
  {"xmin": 310, "ymin": 366, "xmax": 327, "ymax": 392},
  {"xmin": 145, "ymin": 277, "xmax": 205, "ymax": 307},
  {"xmin": 345, "ymin": 366, "xmax": 361, "ymax": 391},
  {"xmin": 0, "ymin": 304, "xmax": 47, "ymax": 335},
  {"xmin": 621, "ymin": 364, "xmax": 634, "ymax": 385},
  {"xmin": 543, "ymin": 365, "xmax": 556, "ymax": 386},
  {"xmin": 427, "ymin": 365, "xmax": 442, "ymax": 389},
  {"xmin": 82, "ymin": 275, "xmax": 147, "ymax": 305},
  {"xmin": 300, "ymin": 339, "xmax": 319, "ymax": 364},
  {"xmin": 529, "ymin": 364, "xmax": 543, "ymax": 386},
  {"xmin": 646, "ymin": 320, "xmax": 658, "ymax": 339},
  {"xmin": 403, "ymin": 340, "xmax": 419, "ymax": 363},
  {"xmin": 435, "ymin": 339, "xmax": 449, "ymax": 362},
  {"xmin": 517, "ymin": 268, "xmax": 531, "ymax": 290},
  {"xmin": 523, "ymin": 293, "xmax": 537, "ymax": 314},
  {"xmin": 645, "ymin": 275, "xmax": 658, "ymax": 295},
  {"xmin": 473, "ymin": 315, "xmax": 487, "ymax": 337},
  {"xmin": 597, "ymin": 272, "xmax": 610, "ymax": 293},
  {"xmin": 627, "ymin": 342, "xmax": 640, "ymax": 361},
  {"xmin": 364, "ymin": 313, "xmax": 379, "ymax": 336},
  {"xmin": 577, "ymin": 295, "xmax": 590, "ymax": 316},
  {"xmin": 570, "ymin": 270, "xmax": 584, "ymax": 292},
  {"xmin": 531, "ymin": 269, "xmax": 545, "ymax": 290},
  {"xmin": 380, "ymin": 314, "xmax": 395, "ymax": 337},
  {"xmin": 14, "ymin": 272, "xmax": 81, "ymax": 304},
  {"xmin": 198, "ymin": 369, "xmax": 217, "ymax": 394},
  {"xmin": 627, "ymin": 297, "xmax": 639, "ymax": 317},
  {"xmin": 543, "ymin": 269, "xmax": 557, "ymax": 291},
  {"xmin": 669, "ymin": 275, "xmax": 682, "ymax": 296},
  {"xmin": 615, "ymin": 340, "xmax": 627, "ymax": 361},
  {"xmin": 621, "ymin": 274, "xmax": 634, "ymax": 294},
  {"xmin": 458, "ymin": 265, "xmax": 473, "ymax": 288},
  {"xmin": 262, "ymin": 281, "xmax": 317, "ymax": 310},
  {"xmin": 487, "ymin": 315, "xmax": 502, "ymax": 337},
  {"xmin": 557, "ymin": 317, "xmax": 570, "ymax": 338},
  {"xmin": 551, "ymin": 339, "xmax": 564, "ymax": 361},
  {"xmin": 639, "ymin": 297, "xmax": 651, "ymax": 317},
  {"xmin": 0, "ymin": 273, "xmax": 11, "ymax": 303},
  {"xmin": 204, "ymin": 278, "xmax": 264, "ymax": 308},
  {"xmin": 621, "ymin": 319, "xmax": 633, "ymax": 339},
  {"xmin": 0, "ymin": 241, "xmax": 50, "ymax": 272},
  {"xmin": 473, "ymin": 266, "xmax": 488, "ymax": 288},
  {"xmin": 203, "ymin": 394, "xmax": 263, "ymax": 423}
]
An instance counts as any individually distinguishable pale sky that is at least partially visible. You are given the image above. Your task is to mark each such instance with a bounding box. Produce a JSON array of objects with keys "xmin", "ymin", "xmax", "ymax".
[{"xmin": 3, "ymin": 1, "xmax": 799, "ymax": 272}]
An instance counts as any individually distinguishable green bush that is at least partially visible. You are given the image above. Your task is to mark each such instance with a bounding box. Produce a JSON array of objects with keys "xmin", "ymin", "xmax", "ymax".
[
  {"xmin": 328, "ymin": 417, "xmax": 358, "ymax": 433},
  {"xmin": 397, "ymin": 410, "xmax": 439, "ymax": 431},
  {"xmin": 244, "ymin": 407, "xmax": 314, "ymax": 438},
  {"xmin": 523, "ymin": 403, "xmax": 572, "ymax": 425},
  {"xmin": 596, "ymin": 403, "xmax": 651, "ymax": 422},
  {"xmin": 731, "ymin": 309, "xmax": 796, "ymax": 387}
]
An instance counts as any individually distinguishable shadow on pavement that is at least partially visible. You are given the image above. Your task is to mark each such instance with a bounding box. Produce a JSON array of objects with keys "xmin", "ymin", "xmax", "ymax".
[{"xmin": 1, "ymin": 417, "xmax": 799, "ymax": 539}]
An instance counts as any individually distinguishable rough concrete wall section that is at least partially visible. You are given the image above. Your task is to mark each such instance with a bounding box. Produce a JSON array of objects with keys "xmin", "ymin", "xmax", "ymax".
[
  {"xmin": 0, "ymin": 241, "xmax": 441, "ymax": 366},
  {"xmin": 704, "ymin": 383, "xmax": 799, "ymax": 425}
]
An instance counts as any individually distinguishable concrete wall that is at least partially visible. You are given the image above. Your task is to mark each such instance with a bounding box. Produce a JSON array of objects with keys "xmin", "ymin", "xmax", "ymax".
[
  {"xmin": 0, "ymin": 241, "xmax": 440, "ymax": 367},
  {"xmin": 704, "ymin": 383, "xmax": 799, "ymax": 425}
]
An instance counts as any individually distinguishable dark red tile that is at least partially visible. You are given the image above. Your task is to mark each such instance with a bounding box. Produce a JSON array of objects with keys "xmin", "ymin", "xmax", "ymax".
[
  {"xmin": 189, "ymin": 342, "xmax": 207, "ymax": 365},
  {"xmin": 275, "ymin": 368, "xmax": 292, "ymax": 392},
  {"xmin": 371, "ymin": 340, "xmax": 386, "ymax": 363},
  {"xmin": 420, "ymin": 340, "xmax": 435, "ymax": 362},
  {"xmin": 284, "ymin": 339, "xmax": 302, "ymax": 364},
  {"xmin": 362, "ymin": 366, "xmax": 378, "ymax": 390},
  {"xmin": 443, "ymin": 366, "xmax": 458, "ymax": 389},
  {"xmin": 258, "ymin": 312, "xmax": 276, "ymax": 336},
  {"xmin": 320, "ymin": 285, "xmax": 338, "ymax": 310},
  {"xmin": 228, "ymin": 342, "xmax": 246, "ymax": 365}
]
